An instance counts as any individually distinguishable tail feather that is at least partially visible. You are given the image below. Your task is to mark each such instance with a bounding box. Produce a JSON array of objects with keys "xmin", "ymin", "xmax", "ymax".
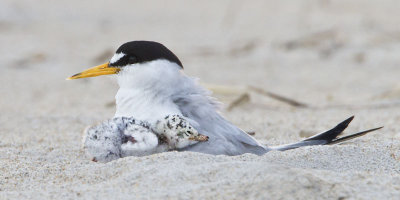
[{"xmin": 271, "ymin": 116, "xmax": 382, "ymax": 151}]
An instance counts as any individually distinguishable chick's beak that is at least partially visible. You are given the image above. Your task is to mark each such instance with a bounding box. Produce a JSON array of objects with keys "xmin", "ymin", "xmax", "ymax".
[{"xmin": 66, "ymin": 63, "xmax": 120, "ymax": 80}]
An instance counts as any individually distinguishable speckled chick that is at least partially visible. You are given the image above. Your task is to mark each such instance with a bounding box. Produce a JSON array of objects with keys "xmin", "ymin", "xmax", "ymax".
[{"xmin": 154, "ymin": 115, "xmax": 209, "ymax": 149}]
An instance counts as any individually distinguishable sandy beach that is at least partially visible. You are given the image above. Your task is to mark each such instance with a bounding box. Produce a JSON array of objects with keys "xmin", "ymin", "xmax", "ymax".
[{"xmin": 1, "ymin": 0, "xmax": 399, "ymax": 199}]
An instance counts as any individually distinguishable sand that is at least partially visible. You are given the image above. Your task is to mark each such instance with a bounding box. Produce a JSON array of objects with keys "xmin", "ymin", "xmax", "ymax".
[{"xmin": 1, "ymin": 0, "xmax": 399, "ymax": 199}]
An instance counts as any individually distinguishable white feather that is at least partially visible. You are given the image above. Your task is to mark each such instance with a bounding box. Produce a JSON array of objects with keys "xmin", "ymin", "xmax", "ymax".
[{"xmin": 110, "ymin": 53, "xmax": 125, "ymax": 64}]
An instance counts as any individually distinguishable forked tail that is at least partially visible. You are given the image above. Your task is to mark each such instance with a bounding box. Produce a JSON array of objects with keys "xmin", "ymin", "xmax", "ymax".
[{"xmin": 271, "ymin": 116, "xmax": 383, "ymax": 151}]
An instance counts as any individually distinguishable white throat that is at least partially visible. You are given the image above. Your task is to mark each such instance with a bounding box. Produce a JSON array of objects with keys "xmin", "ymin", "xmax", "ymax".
[{"xmin": 114, "ymin": 59, "xmax": 185, "ymax": 123}]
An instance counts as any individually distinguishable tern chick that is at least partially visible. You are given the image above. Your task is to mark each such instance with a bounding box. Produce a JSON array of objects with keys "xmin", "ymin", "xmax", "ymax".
[{"xmin": 154, "ymin": 115, "xmax": 209, "ymax": 149}]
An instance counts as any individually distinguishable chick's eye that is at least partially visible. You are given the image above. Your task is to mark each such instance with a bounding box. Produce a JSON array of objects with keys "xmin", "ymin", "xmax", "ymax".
[{"xmin": 128, "ymin": 56, "xmax": 137, "ymax": 64}]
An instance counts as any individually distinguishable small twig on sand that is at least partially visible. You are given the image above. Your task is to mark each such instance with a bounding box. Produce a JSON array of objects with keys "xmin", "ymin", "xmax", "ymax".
[
  {"xmin": 227, "ymin": 93, "xmax": 250, "ymax": 111},
  {"xmin": 248, "ymin": 86, "xmax": 309, "ymax": 108},
  {"xmin": 246, "ymin": 131, "xmax": 256, "ymax": 136}
]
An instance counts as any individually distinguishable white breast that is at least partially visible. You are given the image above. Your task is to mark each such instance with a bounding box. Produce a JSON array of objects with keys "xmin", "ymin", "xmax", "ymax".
[
  {"xmin": 114, "ymin": 88, "xmax": 182, "ymax": 123},
  {"xmin": 114, "ymin": 59, "xmax": 184, "ymax": 123}
]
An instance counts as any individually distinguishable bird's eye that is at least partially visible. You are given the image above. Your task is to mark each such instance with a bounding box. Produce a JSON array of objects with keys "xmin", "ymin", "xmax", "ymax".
[{"xmin": 128, "ymin": 56, "xmax": 137, "ymax": 64}]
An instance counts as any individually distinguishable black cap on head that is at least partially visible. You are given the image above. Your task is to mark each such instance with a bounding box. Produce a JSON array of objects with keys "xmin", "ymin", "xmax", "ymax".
[{"xmin": 109, "ymin": 41, "xmax": 183, "ymax": 68}]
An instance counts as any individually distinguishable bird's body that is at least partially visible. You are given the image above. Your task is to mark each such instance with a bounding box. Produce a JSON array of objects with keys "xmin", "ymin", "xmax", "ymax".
[
  {"xmin": 69, "ymin": 41, "xmax": 382, "ymax": 160},
  {"xmin": 113, "ymin": 59, "xmax": 267, "ymax": 155}
]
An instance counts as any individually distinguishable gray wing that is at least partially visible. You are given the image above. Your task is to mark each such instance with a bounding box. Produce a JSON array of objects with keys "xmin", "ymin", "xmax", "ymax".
[{"xmin": 173, "ymin": 93, "xmax": 268, "ymax": 155}]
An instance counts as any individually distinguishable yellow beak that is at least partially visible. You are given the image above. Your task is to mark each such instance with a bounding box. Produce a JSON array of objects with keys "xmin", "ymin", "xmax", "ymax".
[{"xmin": 66, "ymin": 63, "xmax": 120, "ymax": 80}]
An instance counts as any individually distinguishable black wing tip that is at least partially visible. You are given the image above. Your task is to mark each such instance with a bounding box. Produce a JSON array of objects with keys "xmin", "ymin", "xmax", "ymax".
[
  {"xmin": 362, "ymin": 126, "xmax": 384, "ymax": 134},
  {"xmin": 304, "ymin": 115, "xmax": 355, "ymax": 142},
  {"xmin": 346, "ymin": 115, "xmax": 355, "ymax": 122},
  {"xmin": 341, "ymin": 115, "xmax": 355, "ymax": 127}
]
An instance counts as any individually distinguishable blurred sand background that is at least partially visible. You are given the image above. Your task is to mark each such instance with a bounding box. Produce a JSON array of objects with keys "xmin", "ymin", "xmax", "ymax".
[{"xmin": 1, "ymin": 0, "xmax": 400, "ymax": 199}]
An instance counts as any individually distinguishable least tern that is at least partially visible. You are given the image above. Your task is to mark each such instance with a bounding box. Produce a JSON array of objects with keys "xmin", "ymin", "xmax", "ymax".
[{"xmin": 69, "ymin": 41, "xmax": 382, "ymax": 156}]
